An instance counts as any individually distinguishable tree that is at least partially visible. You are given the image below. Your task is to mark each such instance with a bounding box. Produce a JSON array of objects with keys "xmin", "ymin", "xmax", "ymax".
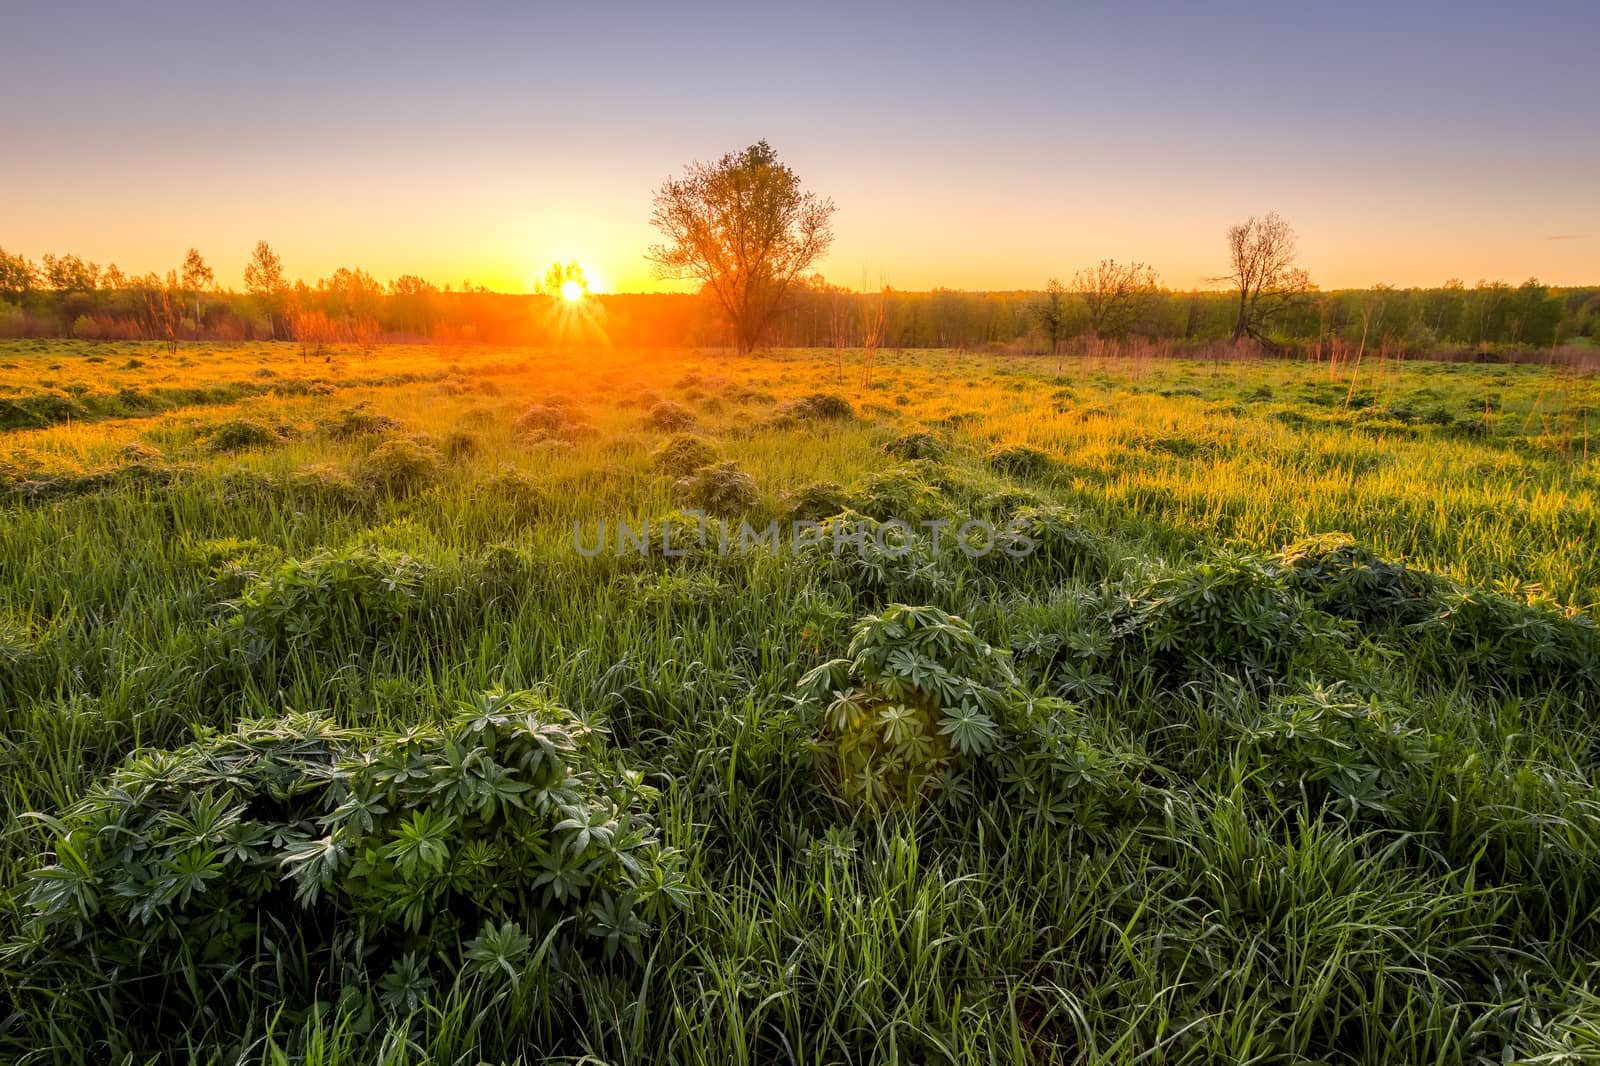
[
  {"xmin": 0, "ymin": 246, "xmax": 38, "ymax": 301},
  {"xmin": 648, "ymin": 140, "xmax": 835, "ymax": 355},
  {"xmin": 40, "ymin": 253, "xmax": 100, "ymax": 292},
  {"xmin": 388, "ymin": 274, "xmax": 438, "ymax": 336},
  {"xmin": 243, "ymin": 241, "xmax": 287, "ymax": 339},
  {"xmin": 140, "ymin": 271, "xmax": 183, "ymax": 354},
  {"xmin": 543, "ymin": 260, "xmax": 588, "ymax": 298},
  {"xmin": 181, "ymin": 248, "xmax": 214, "ymax": 338},
  {"xmin": 39, "ymin": 254, "xmax": 99, "ymax": 332},
  {"xmin": 1216, "ymin": 212, "xmax": 1311, "ymax": 343},
  {"xmin": 1034, "ymin": 278, "xmax": 1068, "ymax": 358},
  {"xmin": 1072, "ymin": 259, "xmax": 1160, "ymax": 341}
]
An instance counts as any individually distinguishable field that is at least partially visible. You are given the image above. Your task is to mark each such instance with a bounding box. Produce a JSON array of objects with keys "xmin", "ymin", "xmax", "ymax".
[{"xmin": 2, "ymin": 339, "xmax": 1599, "ymax": 1064}]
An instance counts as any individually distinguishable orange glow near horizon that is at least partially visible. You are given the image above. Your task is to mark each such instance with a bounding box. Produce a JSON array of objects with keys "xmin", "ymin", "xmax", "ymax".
[
  {"xmin": 2, "ymin": 7, "xmax": 1596, "ymax": 298},
  {"xmin": 3, "ymin": 169, "xmax": 1594, "ymax": 299}
]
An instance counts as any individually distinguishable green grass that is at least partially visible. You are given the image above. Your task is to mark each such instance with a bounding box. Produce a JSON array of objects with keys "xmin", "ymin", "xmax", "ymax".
[{"xmin": 0, "ymin": 341, "xmax": 1597, "ymax": 1064}]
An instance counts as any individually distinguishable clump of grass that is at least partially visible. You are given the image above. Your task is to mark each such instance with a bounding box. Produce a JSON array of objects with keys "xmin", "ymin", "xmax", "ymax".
[
  {"xmin": 986, "ymin": 442, "xmax": 1055, "ymax": 477},
  {"xmin": 513, "ymin": 403, "xmax": 568, "ymax": 435},
  {"xmin": 644, "ymin": 400, "xmax": 696, "ymax": 431},
  {"xmin": 882, "ymin": 429, "xmax": 947, "ymax": 460},
  {"xmin": 117, "ymin": 440, "xmax": 163, "ymax": 463},
  {"xmin": 205, "ymin": 418, "xmax": 284, "ymax": 453},
  {"xmin": 442, "ymin": 427, "xmax": 481, "ymax": 459},
  {"xmin": 0, "ymin": 391, "xmax": 89, "ymax": 431},
  {"xmin": 782, "ymin": 480, "xmax": 852, "ymax": 522},
  {"xmin": 356, "ymin": 436, "xmax": 442, "ymax": 495},
  {"xmin": 650, "ymin": 433, "xmax": 717, "ymax": 478},
  {"xmin": 783, "ymin": 392, "xmax": 854, "ymax": 421},
  {"xmin": 673, "ymin": 460, "xmax": 759, "ymax": 517},
  {"xmin": 287, "ymin": 462, "xmax": 364, "ymax": 507},
  {"xmin": 320, "ymin": 403, "xmax": 401, "ymax": 440}
]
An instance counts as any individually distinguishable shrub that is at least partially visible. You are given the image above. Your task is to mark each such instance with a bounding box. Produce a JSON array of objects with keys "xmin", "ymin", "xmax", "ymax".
[
  {"xmin": 990, "ymin": 504, "xmax": 1107, "ymax": 581},
  {"xmin": 1276, "ymin": 535, "xmax": 1441, "ymax": 628},
  {"xmin": 672, "ymin": 460, "xmax": 758, "ymax": 518},
  {"xmin": 320, "ymin": 404, "xmax": 401, "ymax": 440},
  {"xmin": 986, "ymin": 443, "xmax": 1055, "ymax": 478},
  {"xmin": 882, "ymin": 430, "xmax": 946, "ymax": 460},
  {"xmin": 782, "ymin": 480, "xmax": 852, "ymax": 523},
  {"xmin": 796, "ymin": 605, "xmax": 1016, "ymax": 812},
  {"xmin": 513, "ymin": 403, "xmax": 572, "ymax": 437},
  {"xmin": 1417, "ymin": 586, "xmax": 1600, "ymax": 692},
  {"xmin": 117, "ymin": 440, "xmax": 163, "ymax": 463},
  {"xmin": 1112, "ymin": 550, "xmax": 1352, "ymax": 688},
  {"xmin": 0, "ymin": 391, "xmax": 88, "ymax": 431},
  {"xmin": 799, "ymin": 510, "xmax": 946, "ymax": 602},
  {"xmin": 443, "ymin": 428, "xmax": 481, "ymax": 459},
  {"xmin": 1231, "ymin": 680, "xmax": 1432, "ymax": 820},
  {"xmin": 205, "ymin": 418, "xmax": 284, "ymax": 453},
  {"xmin": 650, "ymin": 433, "xmax": 717, "ymax": 478},
  {"xmin": 850, "ymin": 464, "xmax": 951, "ymax": 523},
  {"xmin": 225, "ymin": 546, "xmax": 429, "ymax": 656},
  {"xmin": 9, "ymin": 691, "xmax": 682, "ymax": 1036},
  {"xmin": 784, "ymin": 392, "xmax": 854, "ymax": 422},
  {"xmin": 285, "ymin": 463, "xmax": 365, "ymax": 509},
  {"xmin": 182, "ymin": 536, "xmax": 283, "ymax": 599},
  {"xmin": 356, "ymin": 437, "xmax": 441, "ymax": 495},
  {"xmin": 476, "ymin": 470, "xmax": 548, "ymax": 523},
  {"xmin": 644, "ymin": 400, "xmax": 696, "ymax": 432}
]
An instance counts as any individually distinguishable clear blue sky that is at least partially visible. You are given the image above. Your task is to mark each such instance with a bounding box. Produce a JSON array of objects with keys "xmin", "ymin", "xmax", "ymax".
[{"xmin": 2, "ymin": 0, "xmax": 1596, "ymax": 292}]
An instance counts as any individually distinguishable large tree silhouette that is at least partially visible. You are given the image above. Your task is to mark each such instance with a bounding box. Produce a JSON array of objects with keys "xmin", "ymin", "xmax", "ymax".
[
  {"xmin": 648, "ymin": 141, "xmax": 834, "ymax": 355},
  {"xmin": 1217, "ymin": 212, "xmax": 1311, "ymax": 343}
]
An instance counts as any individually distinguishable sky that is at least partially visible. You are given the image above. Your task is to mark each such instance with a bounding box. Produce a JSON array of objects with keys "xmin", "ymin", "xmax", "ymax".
[{"xmin": 2, "ymin": 1, "xmax": 1596, "ymax": 294}]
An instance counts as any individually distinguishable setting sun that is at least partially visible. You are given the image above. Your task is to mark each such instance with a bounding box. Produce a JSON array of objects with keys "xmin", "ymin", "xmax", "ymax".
[{"xmin": 560, "ymin": 278, "xmax": 585, "ymax": 302}]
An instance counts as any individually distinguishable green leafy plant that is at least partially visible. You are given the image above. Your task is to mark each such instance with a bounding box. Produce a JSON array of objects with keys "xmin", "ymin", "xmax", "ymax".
[
  {"xmin": 797, "ymin": 604, "xmax": 1016, "ymax": 812},
  {"xmin": 224, "ymin": 546, "xmax": 429, "ymax": 656},
  {"xmin": 985, "ymin": 443, "xmax": 1055, "ymax": 478},
  {"xmin": 650, "ymin": 432, "xmax": 718, "ymax": 478},
  {"xmin": 9, "ymin": 691, "xmax": 682, "ymax": 1038},
  {"xmin": 206, "ymin": 418, "xmax": 284, "ymax": 452},
  {"xmin": 782, "ymin": 480, "xmax": 852, "ymax": 523},
  {"xmin": 644, "ymin": 400, "xmax": 696, "ymax": 431},
  {"xmin": 988, "ymin": 504, "xmax": 1107, "ymax": 581},
  {"xmin": 356, "ymin": 436, "xmax": 442, "ymax": 495},
  {"xmin": 1276, "ymin": 535, "xmax": 1440, "ymax": 627},
  {"xmin": 319, "ymin": 403, "xmax": 401, "ymax": 440},
  {"xmin": 672, "ymin": 460, "xmax": 759, "ymax": 517},
  {"xmin": 882, "ymin": 429, "xmax": 947, "ymax": 461},
  {"xmin": 784, "ymin": 392, "xmax": 854, "ymax": 422}
]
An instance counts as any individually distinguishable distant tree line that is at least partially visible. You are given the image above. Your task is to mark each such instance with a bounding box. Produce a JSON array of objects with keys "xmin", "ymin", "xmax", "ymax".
[{"xmin": 1, "ymin": 241, "xmax": 1593, "ymax": 357}]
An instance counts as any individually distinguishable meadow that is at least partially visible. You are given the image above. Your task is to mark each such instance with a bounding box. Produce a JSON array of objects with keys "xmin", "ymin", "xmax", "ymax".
[{"xmin": 1, "ymin": 339, "xmax": 1598, "ymax": 1064}]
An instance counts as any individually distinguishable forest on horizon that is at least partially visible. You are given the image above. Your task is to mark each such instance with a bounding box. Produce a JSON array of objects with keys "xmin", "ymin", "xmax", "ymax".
[{"xmin": 2, "ymin": 243, "xmax": 1596, "ymax": 361}]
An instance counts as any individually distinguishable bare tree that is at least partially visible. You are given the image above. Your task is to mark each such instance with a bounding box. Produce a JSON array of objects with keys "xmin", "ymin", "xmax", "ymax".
[
  {"xmin": 1072, "ymin": 259, "xmax": 1160, "ymax": 341},
  {"xmin": 140, "ymin": 271, "xmax": 183, "ymax": 355},
  {"xmin": 1215, "ymin": 212, "xmax": 1311, "ymax": 343},
  {"xmin": 859, "ymin": 285, "xmax": 887, "ymax": 389},
  {"xmin": 648, "ymin": 140, "xmax": 835, "ymax": 356},
  {"xmin": 826, "ymin": 282, "xmax": 854, "ymax": 384},
  {"xmin": 243, "ymin": 240, "xmax": 286, "ymax": 339}
]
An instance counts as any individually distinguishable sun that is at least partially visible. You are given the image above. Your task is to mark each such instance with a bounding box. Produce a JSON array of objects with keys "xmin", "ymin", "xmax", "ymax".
[{"xmin": 560, "ymin": 279, "xmax": 585, "ymax": 302}]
